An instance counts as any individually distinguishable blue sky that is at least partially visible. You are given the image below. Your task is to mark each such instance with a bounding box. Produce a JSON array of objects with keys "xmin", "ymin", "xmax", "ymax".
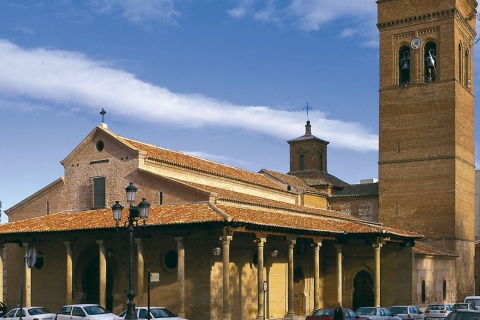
[{"xmin": 0, "ymin": 1, "xmax": 477, "ymax": 216}]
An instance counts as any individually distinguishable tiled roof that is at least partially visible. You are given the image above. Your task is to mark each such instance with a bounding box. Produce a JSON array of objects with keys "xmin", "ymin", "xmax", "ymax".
[
  {"xmin": 114, "ymin": 134, "xmax": 284, "ymax": 191},
  {"xmin": 331, "ymin": 183, "xmax": 378, "ymax": 197},
  {"xmin": 414, "ymin": 241, "xmax": 457, "ymax": 257},
  {"xmin": 0, "ymin": 203, "xmax": 422, "ymax": 240},
  {"xmin": 288, "ymin": 169, "xmax": 349, "ymax": 188},
  {"xmin": 259, "ymin": 169, "xmax": 320, "ymax": 193},
  {"xmin": 0, "ymin": 204, "xmax": 223, "ymax": 234},
  {"xmin": 216, "ymin": 204, "xmax": 422, "ymax": 238}
]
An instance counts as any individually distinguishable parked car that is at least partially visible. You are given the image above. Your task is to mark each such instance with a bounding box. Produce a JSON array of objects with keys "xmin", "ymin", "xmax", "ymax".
[
  {"xmin": 389, "ymin": 305, "xmax": 425, "ymax": 320},
  {"xmin": 55, "ymin": 304, "xmax": 115, "ymax": 320},
  {"xmin": 445, "ymin": 309, "xmax": 480, "ymax": 320},
  {"xmin": 0, "ymin": 302, "xmax": 7, "ymax": 317},
  {"xmin": 424, "ymin": 304, "xmax": 453, "ymax": 320},
  {"xmin": 116, "ymin": 307, "xmax": 187, "ymax": 320},
  {"xmin": 5, "ymin": 307, "xmax": 56, "ymax": 320},
  {"xmin": 464, "ymin": 297, "xmax": 480, "ymax": 309},
  {"xmin": 306, "ymin": 307, "xmax": 363, "ymax": 320},
  {"xmin": 356, "ymin": 307, "xmax": 401, "ymax": 320},
  {"xmin": 452, "ymin": 304, "xmax": 477, "ymax": 311}
]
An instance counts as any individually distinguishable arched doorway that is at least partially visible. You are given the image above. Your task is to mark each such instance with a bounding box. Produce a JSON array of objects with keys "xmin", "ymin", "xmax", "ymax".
[
  {"xmin": 294, "ymin": 267, "xmax": 305, "ymax": 315},
  {"xmin": 352, "ymin": 270, "xmax": 374, "ymax": 310},
  {"xmin": 82, "ymin": 257, "xmax": 114, "ymax": 311}
]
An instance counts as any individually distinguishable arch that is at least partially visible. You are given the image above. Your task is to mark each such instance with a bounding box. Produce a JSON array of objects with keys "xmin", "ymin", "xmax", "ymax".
[
  {"xmin": 294, "ymin": 267, "xmax": 305, "ymax": 316},
  {"xmin": 424, "ymin": 41, "xmax": 437, "ymax": 82},
  {"xmin": 352, "ymin": 270, "xmax": 374, "ymax": 311},
  {"xmin": 82, "ymin": 257, "xmax": 114, "ymax": 311},
  {"xmin": 399, "ymin": 45, "xmax": 411, "ymax": 86}
]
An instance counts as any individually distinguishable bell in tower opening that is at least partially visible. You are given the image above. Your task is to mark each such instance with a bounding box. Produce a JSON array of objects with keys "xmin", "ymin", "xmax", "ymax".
[{"xmin": 399, "ymin": 48, "xmax": 410, "ymax": 86}]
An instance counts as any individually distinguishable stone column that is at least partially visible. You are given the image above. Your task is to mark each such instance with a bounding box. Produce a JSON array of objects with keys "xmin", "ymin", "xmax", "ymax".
[
  {"xmin": 373, "ymin": 242, "xmax": 382, "ymax": 307},
  {"xmin": 175, "ymin": 237, "xmax": 185, "ymax": 318},
  {"xmin": 65, "ymin": 242, "xmax": 73, "ymax": 305},
  {"xmin": 335, "ymin": 244, "xmax": 343, "ymax": 304},
  {"xmin": 97, "ymin": 240, "xmax": 107, "ymax": 309},
  {"xmin": 222, "ymin": 235, "xmax": 233, "ymax": 320},
  {"xmin": 287, "ymin": 238, "xmax": 296, "ymax": 317},
  {"xmin": 23, "ymin": 243, "xmax": 31, "ymax": 307},
  {"xmin": 256, "ymin": 237, "xmax": 266, "ymax": 320},
  {"xmin": 135, "ymin": 239, "xmax": 144, "ymax": 305},
  {"xmin": 313, "ymin": 241, "xmax": 323, "ymax": 310}
]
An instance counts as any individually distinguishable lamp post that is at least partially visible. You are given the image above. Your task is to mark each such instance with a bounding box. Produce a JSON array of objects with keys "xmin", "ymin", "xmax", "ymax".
[{"xmin": 112, "ymin": 183, "xmax": 150, "ymax": 320}]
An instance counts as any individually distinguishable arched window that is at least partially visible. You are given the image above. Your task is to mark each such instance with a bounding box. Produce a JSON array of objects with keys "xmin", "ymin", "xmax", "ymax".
[
  {"xmin": 422, "ymin": 280, "xmax": 426, "ymax": 303},
  {"xmin": 399, "ymin": 46, "xmax": 411, "ymax": 86},
  {"xmin": 443, "ymin": 279, "xmax": 447, "ymax": 301},
  {"xmin": 464, "ymin": 49, "xmax": 470, "ymax": 88},
  {"xmin": 424, "ymin": 42, "xmax": 437, "ymax": 82},
  {"xmin": 458, "ymin": 43, "xmax": 463, "ymax": 84}
]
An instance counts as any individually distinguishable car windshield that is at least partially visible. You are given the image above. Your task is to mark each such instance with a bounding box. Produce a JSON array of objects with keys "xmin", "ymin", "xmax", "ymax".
[
  {"xmin": 83, "ymin": 306, "xmax": 108, "ymax": 315},
  {"xmin": 28, "ymin": 308, "xmax": 51, "ymax": 315},
  {"xmin": 313, "ymin": 309, "xmax": 333, "ymax": 316},
  {"xmin": 465, "ymin": 300, "xmax": 480, "ymax": 308},
  {"xmin": 454, "ymin": 305, "xmax": 472, "ymax": 309},
  {"xmin": 390, "ymin": 307, "xmax": 408, "ymax": 314},
  {"xmin": 357, "ymin": 308, "xmax": 376, "ymax": 315},
  {"xmin": 150, "ymin": 308, "xmax": 176, "ymax": 318},
  {"xmin": 428, "ymin": 305, "xmax": 447, "ymax": 310}
]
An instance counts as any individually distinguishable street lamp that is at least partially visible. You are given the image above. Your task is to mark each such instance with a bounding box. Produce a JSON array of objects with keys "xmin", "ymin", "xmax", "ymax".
[{"xmin": 112, "ymin": 183, "xmax": 150, "ymax": 320}]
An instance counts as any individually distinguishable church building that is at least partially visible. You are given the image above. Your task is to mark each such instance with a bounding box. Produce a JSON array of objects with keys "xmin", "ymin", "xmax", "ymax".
[{"xmin": 0, "ymin": 0, "xmax": 476, "ymax": 319}]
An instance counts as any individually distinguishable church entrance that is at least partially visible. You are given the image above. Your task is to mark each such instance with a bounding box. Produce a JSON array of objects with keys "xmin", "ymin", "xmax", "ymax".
[
  {"xmin": 352, "ymin": 270, "xmax": 374, "ymax": 310},
  {"xmin": 82, "ymin": 257, "xmax": 114, "ymax": 311},
  {"xmin": 294, "ymin": 267, "xmax": 305, "ymax": 315}
]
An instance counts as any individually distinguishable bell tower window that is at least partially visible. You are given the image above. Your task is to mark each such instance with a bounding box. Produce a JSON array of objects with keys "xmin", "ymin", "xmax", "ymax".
[
  {"xmin": 464, "ymin": 49, "xmax": 470, "ymax": 88},
  {"xmin": 299, "ymin": 155, "xmax": 305, "ymax": 171},
  {"xmin": 424, "ymin": 42, "xmax": 437, "ymax": 82},
  {"xmin": 399, "ymin": 46, "xmax": 411, "ymax": 86}
]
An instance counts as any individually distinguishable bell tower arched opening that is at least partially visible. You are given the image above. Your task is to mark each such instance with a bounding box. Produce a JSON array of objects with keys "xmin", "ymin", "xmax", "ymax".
[
  {"xmin": 399, "ymin": 46, "xmax": 411, "ymax": 86},
  {"xmin": 424, "ymin": 42, "xmax": 437, "ymax": 82}
]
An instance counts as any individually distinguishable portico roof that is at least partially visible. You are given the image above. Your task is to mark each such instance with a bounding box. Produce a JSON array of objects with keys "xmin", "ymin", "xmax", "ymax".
[{"xmin": 0, "ymin": 202, "xmax": 422, "ymax": 241}]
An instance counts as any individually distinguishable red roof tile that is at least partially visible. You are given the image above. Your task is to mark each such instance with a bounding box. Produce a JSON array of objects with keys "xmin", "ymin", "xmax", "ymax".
[
  {"xmin": 0, "ymin": 203, "xmax": 421, "ymax": 240},
  {"xmin": 117, "ymin": 135, "xmax": 283, "ymax": 190}
]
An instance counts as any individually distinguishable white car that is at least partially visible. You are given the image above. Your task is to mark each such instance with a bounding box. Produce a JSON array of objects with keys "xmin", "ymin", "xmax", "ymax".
[
  {"xmin": 424, "ymin": 304, "xmax": 453, "ymax": 320},
  {"xmin": 55, "ymin": 304, "xmax": 115, "ymax": 320},
  {"xmin": 5, "ymin": 307, "xmax": 56, "ymax": 320},
  {"xmin": 356, "ymin": 307, "xmax": 401, "ymax": 320},
  {"xmin": 116, "ymin": 307, "xmax": 187, "ymax": 320}
]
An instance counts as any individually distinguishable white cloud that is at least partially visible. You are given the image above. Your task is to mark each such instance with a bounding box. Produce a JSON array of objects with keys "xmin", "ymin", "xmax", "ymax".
[
  {"xmin": 0, "ymin": 40, "xmax": 378, "ymax": 152},
  {"xmin": 227, "ymin": 0, "xmax": 377, "ymax": 45}
]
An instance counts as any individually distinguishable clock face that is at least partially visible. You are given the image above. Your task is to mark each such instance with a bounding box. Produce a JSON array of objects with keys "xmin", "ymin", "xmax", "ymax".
[{"xmin": 411, "ymin": 38, "xmax": 422, "ymax": 49}]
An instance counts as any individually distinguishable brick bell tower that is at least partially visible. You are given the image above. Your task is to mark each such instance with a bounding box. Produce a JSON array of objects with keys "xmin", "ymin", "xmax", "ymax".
[{"xmin": 377, "ymin": 0, "xmax": 477, "ymax": 300}]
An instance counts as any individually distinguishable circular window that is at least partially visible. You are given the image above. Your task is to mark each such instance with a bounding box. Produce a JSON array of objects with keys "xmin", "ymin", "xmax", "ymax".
[
  {"xmin": 161, "ymin": 249, "xmax": 178, "ymax": 272},
  {"xmin": 96, "ymin": 140, "xmax": 104, "ymax": 152}
]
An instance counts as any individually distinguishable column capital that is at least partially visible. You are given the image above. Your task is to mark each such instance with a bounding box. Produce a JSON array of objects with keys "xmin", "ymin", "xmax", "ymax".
[
  {"xmin": 372, "ymin": 242, "xmax": 383, "ymax": 250},
  {"xmin": 312, "ymin": 241, "xmax": 323, "ymax": 248},
  {"xmin": 174, "ymin": 236, "xmax": 184, "ymax": 242},
  {"xmin": 221, "ymin": 235, "xmax": 233, "ymax": 244},
  {"xmin": 96, "ymin": 240, "xmax": 105, "ymax": 246},
  {"xmin": 254, "ymin": 237, "xmax": 266, "ymax": 246}
]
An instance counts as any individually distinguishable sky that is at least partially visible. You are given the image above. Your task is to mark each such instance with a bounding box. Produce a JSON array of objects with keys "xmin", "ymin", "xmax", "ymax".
[{"xmin": 0, "ymin": 1, "xmax": 478, "ymax": 218}]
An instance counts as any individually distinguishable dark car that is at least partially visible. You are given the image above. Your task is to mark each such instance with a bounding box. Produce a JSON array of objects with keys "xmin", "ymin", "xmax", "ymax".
[
  {"xmin": 306, "ymin": 308, "xmax": 363, "ymax": 320},
  {"xmin": 444, "ymin": 310, "xmax": 480, "ymax": 320}
]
